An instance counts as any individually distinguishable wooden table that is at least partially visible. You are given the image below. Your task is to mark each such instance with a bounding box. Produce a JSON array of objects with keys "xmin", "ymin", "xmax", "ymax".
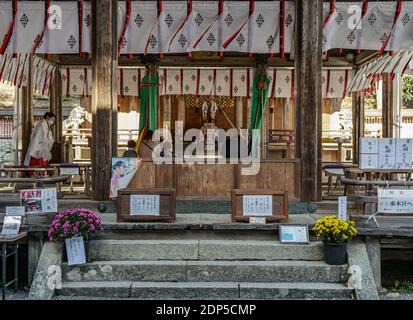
[
  {"xmin": 0, "ymin": 232, "xmax": 27, "ymax": 300},
  {"xmin": 344, "ymin": 167, "xmax": 413, "ymax": 195},
  {"xmin": 345, "ymin": 168, "xmax": 413, "ymax": 180},
  {"xmin": 49, "ymin": 163, "xmax": 92, "ymax": 194}
]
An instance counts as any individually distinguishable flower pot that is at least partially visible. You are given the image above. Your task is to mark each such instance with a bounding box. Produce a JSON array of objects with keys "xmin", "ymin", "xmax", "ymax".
[{"xmin": 324, "ymin": 242, "xmax": 347, "ymax": 265}]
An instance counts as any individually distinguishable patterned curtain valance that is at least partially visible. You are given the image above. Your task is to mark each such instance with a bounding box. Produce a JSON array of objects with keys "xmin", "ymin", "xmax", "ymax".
[{"xmin": 1, "ymin": 1, "xmax": 411, "ymax": 55}]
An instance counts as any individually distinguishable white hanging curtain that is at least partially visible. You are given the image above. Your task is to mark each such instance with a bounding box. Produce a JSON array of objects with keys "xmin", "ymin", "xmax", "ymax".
[{"xmin": 347, "ymin": 50, "xmax": 413, "ymax": 93}]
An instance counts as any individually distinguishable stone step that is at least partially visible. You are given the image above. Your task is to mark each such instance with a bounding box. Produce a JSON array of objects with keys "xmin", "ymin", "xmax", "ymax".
[
  {"xmin": 57, "ymin": 281, "xmax": 353, "ymax": 300},
  {"xmin": 89, "ymin": 240, "xmax": 325, "ymax": 261},
  {"xmin": 62, "ymin": 260, "xmax": 348, "ymax": 283}
]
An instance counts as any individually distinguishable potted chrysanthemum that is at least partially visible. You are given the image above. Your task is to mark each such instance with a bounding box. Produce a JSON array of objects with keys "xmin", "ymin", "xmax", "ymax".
[
  {"xmin": 312, "ymin": 216, "xmax": 357, "ymax": 265},
  {"xmin": 48, "ymin": 208, "xmax": 103, "ymax": 261}
]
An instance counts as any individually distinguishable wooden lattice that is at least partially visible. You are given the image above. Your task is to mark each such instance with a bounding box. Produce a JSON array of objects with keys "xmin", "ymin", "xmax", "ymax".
[{"xmin": 184, "ymin": 95, "xmax": 235, "ymax": 109}]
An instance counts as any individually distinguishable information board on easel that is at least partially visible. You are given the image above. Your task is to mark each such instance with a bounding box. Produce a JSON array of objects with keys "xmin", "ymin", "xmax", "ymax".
[
  {"xmin": 231, "ymin": 190, "xmax": 288, "ymax": 223},
  {"xmin": 117, "ymin": 189, "xmax": 176, "ymax": 222}
]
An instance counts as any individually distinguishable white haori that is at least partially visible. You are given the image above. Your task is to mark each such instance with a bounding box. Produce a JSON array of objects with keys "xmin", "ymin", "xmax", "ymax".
[{"xmin": 24, "ymin": 119, "xmax": 54, "ymax": 166}]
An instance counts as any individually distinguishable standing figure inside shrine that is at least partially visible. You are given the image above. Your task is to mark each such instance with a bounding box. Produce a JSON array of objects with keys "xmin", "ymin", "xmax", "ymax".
[{"xmin": 24, "ymin": 112, "xmax": 56, "ymax": 168}]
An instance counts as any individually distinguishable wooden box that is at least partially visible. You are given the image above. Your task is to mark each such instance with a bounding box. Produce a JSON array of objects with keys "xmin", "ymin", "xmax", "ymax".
[
  {"xmin": 231, "ymin": 189, "xmax": 288, "ymax": 223},
  {"xmin": 117, "ymin": 188, "xmax": 176, "ymax": 222}
]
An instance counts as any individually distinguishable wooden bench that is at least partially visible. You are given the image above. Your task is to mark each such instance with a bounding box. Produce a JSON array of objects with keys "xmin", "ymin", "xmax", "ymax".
[{"xmin": 0, "ymin": 176, "xmax": 69, "ymax": 192}]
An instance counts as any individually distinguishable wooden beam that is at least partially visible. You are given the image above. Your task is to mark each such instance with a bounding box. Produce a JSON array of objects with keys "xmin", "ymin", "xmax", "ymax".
[
  {"xmin": 21, "ymin": 56, "xmax": 33, "ymax": 165},
  {"xmin": 53, "ymin": 54, "xmax": 352, "ymax": 68},
  {"xmin": 294, "ymin": 0, "xmax": 323, "ymax": 202},
  {"xmin": 352, "ymin": 92, "xmax": 365, "ymax": 164},
  {"xmin": 91, "ymin": 0, "xmax": 118, "ymax": 200},
  {"xmin": 382, "ymin": 73, "xmax": 394, "ymax": 138}
]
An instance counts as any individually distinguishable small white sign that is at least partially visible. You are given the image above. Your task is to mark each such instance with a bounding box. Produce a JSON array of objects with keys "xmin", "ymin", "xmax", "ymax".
[
  {"xmin": 1, "ymin": 216, "xmax": 22, "ymax": 236},
  {"xmin": 249, "ymin": 217, "xmax": 267, "ymax": 224},
  {"xmin": 379, "ymin": 138, "xmax": 396, "ymax": 155},
  {"xmin": 338, "ymin": 196, "xmax": 347, "ymax": 221},
  {"xmin": 360, "ymin": 154, "xmax": 378, "ymax": 169},
  {"xmin": 20, "ymin": 188, "xmax": 58, "ymax": 214},
  {"xmin": 395, "ymin": 138, "xmax": 413, "ymax": 169},
  {"xmin": 130, "ymin": 195, "xmax": 160, "ymax": 216},
  {"xmin": 242, "ymin": 195, "xmax": 273, "ymax": 216},
  {"xmin": 378, "ymin": 152, "xmax": 396, "ymax": 169},
  {"xmin": 65, "ymin": 236, "xmax": 86, "ymax": 266},
  {"xmin": 6, "ymin": 206, "xmax": 26, "ymax": 216},
  {"xmin": 279, "ymin": 225, "xmax": 309, "ymax": 244},
  {"xmin": 378, "ymin": 188, "xmax": 413, "ymax": 214},
  {"xmin": 60, "ymin": 167, "xmax": 80, "ymax": 175},
  {"xmin": 360, "ymin": 138, "xmax": 378, "ymax": 154}
]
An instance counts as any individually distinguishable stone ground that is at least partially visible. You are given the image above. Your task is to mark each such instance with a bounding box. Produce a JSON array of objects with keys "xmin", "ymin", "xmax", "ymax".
[{"xmin": 2, "ymin": 288, "xmax": 413, "ymax": 300}]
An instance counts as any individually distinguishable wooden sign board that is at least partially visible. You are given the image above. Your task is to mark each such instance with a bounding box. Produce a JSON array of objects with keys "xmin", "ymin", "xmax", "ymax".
[
  {"xmin": 117, "ymin": 189, "xmax": 176, "ymax": 222},
  {"xmin": 231, "ymin": 189, "xmax": 288, "ymax": 223}
]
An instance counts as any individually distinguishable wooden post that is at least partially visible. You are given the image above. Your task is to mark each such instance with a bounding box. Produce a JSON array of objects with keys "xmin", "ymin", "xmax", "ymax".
[
  {"xmin": 163, "ymin": 95, "xmax": 171, "ymax": 130},
  {"xmin": 235, "ymin": 97, "xmax": 243, "ymax": 130},
  {"xmin": 91, "ymin": 0, "xmax": 118, "ymax": 200},
  {"xmin": 269, "ymin": 98, "xmax": 275, "ymax": 129},
  {"xmin": 352, "ymin": 92, "xmax": 365, "ymax": 164},
  {"xmin": 283, "ymin": 98, "xmax": 292, "ymax": 130},
  {"xmin": 49, "ymin": 67, "xmax": 63, "ymax": 163},
  {"xmin": 177, "ymin": 96, "xmax": 186, "ymax": 130},
  {"xmin": 50, "ymin": 68, "xmax": 63, "ymax": 144},
  {"xmin": 382, "ymin": 73, "xmax": 394, "ymax": 138},
  {"xmin": 294, "ymin": 0, "xmax": 323, "ymax": 202},
  {"xmin": 21, "ymin": 56, "xmax": 33, "ymax": 165},
  {"xmin": 111, "ymin": 0, "xmax": 118, "ymax": 157}
]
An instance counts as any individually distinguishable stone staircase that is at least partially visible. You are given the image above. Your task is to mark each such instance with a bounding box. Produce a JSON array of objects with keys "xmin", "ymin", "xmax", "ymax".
[{"xmin": 56, "ymin": 240, "xmax": 353, "ymax": 300}]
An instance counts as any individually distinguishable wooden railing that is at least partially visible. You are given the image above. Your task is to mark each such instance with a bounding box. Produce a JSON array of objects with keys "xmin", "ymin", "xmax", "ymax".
[
  {"xmin": 0, "ymin": 118, "xmax": 13, "ymax": 139},
  {"xmin": 63, "ymin": 128, "xmax": 140, "ymax": 145}
]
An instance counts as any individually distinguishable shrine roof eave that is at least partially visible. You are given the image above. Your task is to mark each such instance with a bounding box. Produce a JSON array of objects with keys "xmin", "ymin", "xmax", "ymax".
[{"xmin": 49, "ymin": 53, "xmax": 353, "ymax": 69}]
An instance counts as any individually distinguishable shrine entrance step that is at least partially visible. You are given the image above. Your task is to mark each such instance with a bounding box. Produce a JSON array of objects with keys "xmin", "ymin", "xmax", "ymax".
[{"xmin": 56, "ymin": 239, "xmax": 354, "ymax": 300}]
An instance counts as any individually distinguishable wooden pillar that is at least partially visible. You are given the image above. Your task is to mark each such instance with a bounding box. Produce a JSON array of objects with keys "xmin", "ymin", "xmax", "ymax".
[
  {"xmin": 352, "ymin": 92, "xmax": 365, "ymax": 164},
  {"xmin": 382, "ymin": 74, "xmax": 394, "ymax": 138},
  {"xmin": 235, "ymin": 97, "xmax": 243, "ymax": 130},
  {"xmin": 21, "ymin": 56, "xmax": 33, "ymax": 165},
  {"xmin": 295, "ymin": 0, "xmax": 323, "ymax": 202},
  {"xmin": 91, "ymin": 0, "xmax": 118, "ymax": 200},
  {"xmin": 269, "ymin": 98, "xmax": 274, "ymax": 129},
  {"xmin": 177, "ymin": 96, "xmax": 185, "ymax": 130},
  {"xmin": 163, "ymin": 95, "xmax": 171, "ymax": 130},
  {"xmin": 111, "ymin": 0, "xmax": 118, "ymax": 157},
  {"xmin": 50, "ymin": 68, "xmax": 63, "ymax": 143},
  {"xmin": 283, "ymin": 98, "xmax": 292, "ymax": 130},
  {"xmin": 49, "ymin": 68, "xmax": 63, "ymax": 163}
]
